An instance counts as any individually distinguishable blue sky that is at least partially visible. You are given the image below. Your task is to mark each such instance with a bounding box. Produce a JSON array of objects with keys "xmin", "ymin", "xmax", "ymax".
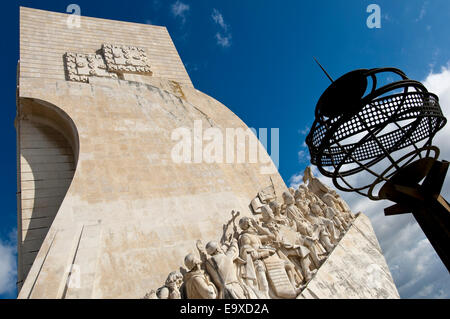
[{"xmin": 1, "ymin": 0, "xmax": 449, "ymax": 298}]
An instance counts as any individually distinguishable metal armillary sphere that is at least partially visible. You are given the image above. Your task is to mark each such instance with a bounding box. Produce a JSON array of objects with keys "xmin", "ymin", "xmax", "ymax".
[{"xmin": 305, "ymin": 62, "xmax": 450, "ymax": 271}]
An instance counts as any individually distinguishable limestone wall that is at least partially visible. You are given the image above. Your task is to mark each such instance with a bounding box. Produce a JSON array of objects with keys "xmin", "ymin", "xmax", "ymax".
[{"xmin": 19, "ymin": 7, "xmax": 192, "ymax": 87}]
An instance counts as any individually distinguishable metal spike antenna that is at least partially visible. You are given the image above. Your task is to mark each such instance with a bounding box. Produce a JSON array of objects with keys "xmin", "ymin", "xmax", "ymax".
[{"xmin": 313, "ymin": 57, "xmax": 334, "ymax": 83}]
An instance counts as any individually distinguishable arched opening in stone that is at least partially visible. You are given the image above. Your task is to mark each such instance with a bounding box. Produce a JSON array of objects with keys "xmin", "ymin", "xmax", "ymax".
[{"xmin": 16, "ymin": 98, "xmax": 79, "ymax": 289}]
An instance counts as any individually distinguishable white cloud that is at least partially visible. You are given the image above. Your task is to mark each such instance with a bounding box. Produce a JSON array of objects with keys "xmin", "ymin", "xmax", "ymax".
[
  {"xmin": 0, "ymin": 229, "xmax": 17, "ymax": 296},
  {"xmin": 289, "ymin": 172, "xmax": 303, "ymax": 189},
  {"xmin": 297, "ymin": 149, "xmax": 310, "ymax": 163},
  {"xmin": 299, "ymin": 126, "xmax": 310, "ymax": 136},
  {"xmin": 424, "ymin": 63, "xmax": 450, "ymax": 197},
  {"xmin": 212, "ymin": 8, "xmax": 228, "ymax": 32},
  {"xmin": 215, "ymin": 33, "xmax": 232, "ymax": 48},
  {"xmin": 211, "ymin": 9, "xmax": 232, "ymax": 48},
  {"xmin": 171, "ymin": 1, "xmax": 190, "ymax": 24},
  {"xmin": 288, "ymin": 64, "xmax": 450, "ymax": 298},
  {"xmin": 416, "ymin": 1, "xmax": 429, "ymax": 22}
]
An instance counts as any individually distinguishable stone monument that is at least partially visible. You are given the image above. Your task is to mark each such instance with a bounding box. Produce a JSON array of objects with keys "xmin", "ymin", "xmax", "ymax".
[{"xmin": 15, "ymin": 7, "xmax": 399, "ymax": 299}]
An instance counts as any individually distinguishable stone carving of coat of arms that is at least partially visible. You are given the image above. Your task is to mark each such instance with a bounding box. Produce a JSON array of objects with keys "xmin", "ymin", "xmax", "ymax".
[
  {"xmin": 64, "ymin": 43, "xmax": 152, "ymax": 83},
  {"xmin": 102, "ymin": 44, "xmax": 152, "ymax": 74}
]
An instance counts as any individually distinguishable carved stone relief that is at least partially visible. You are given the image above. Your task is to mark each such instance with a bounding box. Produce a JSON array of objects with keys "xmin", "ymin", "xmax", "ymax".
[
  {"xmin": 64, "ymin": 44, "xmax": 152, "ymax": 83},
  {"xmin": 64, "ymin": 53, "xmax": 118, "ymax": 83},
  {"xmin": 258, "ymin": 184, "xmax": 276, "ymax": 204},
  {"xmin": 143, "ymin": 167, "xmax": 357, "ymax": 299},
  {"xmin": 102, "ymin": 44, "xmax": 152, "ymax": 74}
]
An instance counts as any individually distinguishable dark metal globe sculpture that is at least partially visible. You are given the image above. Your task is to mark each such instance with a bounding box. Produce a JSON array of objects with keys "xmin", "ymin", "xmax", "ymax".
[{"xmin": 306, "ymin": 66, "xmax": 450, "ymax": 271}]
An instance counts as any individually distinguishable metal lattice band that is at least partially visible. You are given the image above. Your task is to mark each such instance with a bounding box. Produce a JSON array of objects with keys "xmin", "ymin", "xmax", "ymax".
[{"xmin": 306, "ymin": 68, "xmax": 447, "ymax": 199}]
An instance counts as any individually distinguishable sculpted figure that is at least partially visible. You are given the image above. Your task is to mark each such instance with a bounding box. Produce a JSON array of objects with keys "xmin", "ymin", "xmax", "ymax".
[
  {"xmin": 271, "ymin": 227, "xmax": 316, "ymax": 284},
  {"xmin": 282, "ymin": 192, "xmax": 326, "ymax": 274},
  {"xmin": 321, "ymin": 193, "xmax": 352, "ymax": 228},
  {"xmin": 142, "ymin": 289, "xmax": 158, "ymax": 299},
  {"xmin": 273, "ymin": 237, "xmax": 315, "ymax": 284},
  {"xmin": 205, "ymin": 239, "xmax": 252, "ymax": 299},
  {"xmin": 184, "ymin": 253, "xmax": 218, "ymax": 299},
  {"xmin": 283, "ymin": 191, "xmax": 307, "ymax": 222},
  {"xmin": 259, "ymin": 206, "xmax": 303, "ymax": 285},
  {"xmin": 253, "ymin": 259, "xmax": 270, "ymax": 298},
  {"xmin": 305, "ymin": 189, "xmax": 326, "ymax": 210},
  {"xmin": 220, "ymin": 210, "xmax": 241, "ymax": 247},
  {"xmin": 239, "ymin": 216, "xmax": 276, "ymax": 248},
  {"xmin": 165, "ymin": 271, "xmax": 183, "ymax": 299},
  {"xmin": 321, "ymin": 192, "xmax": 339, "ymax": 210},
  {"xmin": 239, "ymin": 216, "xmax": 302, "ymax": 298},
  {"xmin": 283, "ymin": 191, "xmax": 314, "ymax": 230},
  {"xmin": 283, "ymin": 191, "xmax": 324, "ymax": 268},
  {"xmin": 298, "ymin": 189, "xmax": 324, "ymax": 224},
  {"xmin": 260, "ymin": 205, "xmax": 281, "ymax": 234},
  {"xmin": 294, "ymin": 189, "xmax": 310, "ymax": 216},
  {"xmin": 303, "ymin": 203, "xmax": 322, "ymax": 225},
  {"xmin": 329, "ymin": 190, "xmax": 353, "ymax": 214},
  {"xmin": 330, "ymin": 192, "xmax": 357, "ymax": 225},
  {"xmin": 238, "ymin": 216, "xmax": 276, "ymax": 298},
  {"xmin": 298, "ymin": 183, "xmax": 309, "ymax": 194},
  {"xmin": 341, "ymin": 210, "xmax": 356, "ymax": 225},
  {"xmin": 269, "ymin": 200, "xmax": 282, "ymax": 217},
  {"xmin": 268, "ymin": 201, "xmax": 291, "ymax": 226},
  {"xmin": 309, "ymin": 202, "xmax": 340, "ymax": 244},
  {"xmin": 268, "ymin": 201, "xmax": 299, "ymax": 242},
  {"xmin": 303, "ymin": 166, "xmax": 331, "ymax": 199},
  {"xmin": 258, "ymin": 185, "xmax": 277, "ymax": 203},
  {"xmin": 156, "ymin": 286, "xmax": 169, "ymax": 299},
  {"xmin": 318, "ymin": 225, "xmax": 335, "ymax": 253},
  {"xmin": 153, "ymin": 271, "xmax": 183, "ymax": 299},
  {"xmin": 298, "ymin": 203, "xmax": 334, "ymax": 254},
  {"xmin": 325, "ymin": 206, "xmax": 350, "ymax": 232},
  {"xmin": 294, "ymin": 220, "xmax": 324, "ymax": 269},
  {"xmin": 288, "ymin": 187, "xmax": 296, "ymax": 197},
  {"xmin": 303, "ymin": 167, "xmax": 356, "ymax": 225}
]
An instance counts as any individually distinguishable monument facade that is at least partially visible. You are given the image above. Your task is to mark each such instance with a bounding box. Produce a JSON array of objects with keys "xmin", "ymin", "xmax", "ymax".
[{"xmin": 16, "ymin": 7, "xmax": 398, "ymax": 299}]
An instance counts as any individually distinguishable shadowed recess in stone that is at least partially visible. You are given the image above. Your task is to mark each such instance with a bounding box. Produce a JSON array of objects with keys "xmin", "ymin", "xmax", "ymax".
[{"xmin": 16, "ymin": 98, "xmax": 79, "ymax": 289}]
